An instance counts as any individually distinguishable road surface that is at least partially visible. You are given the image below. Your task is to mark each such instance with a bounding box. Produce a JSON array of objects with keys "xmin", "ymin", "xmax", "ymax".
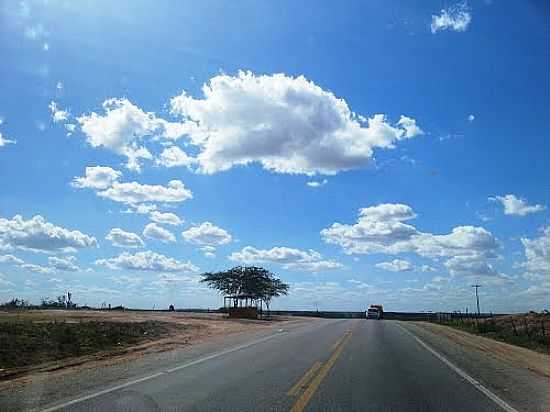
[{"xmin": 4, "ymin": 319, "xmax": 521, "ymax": 411}]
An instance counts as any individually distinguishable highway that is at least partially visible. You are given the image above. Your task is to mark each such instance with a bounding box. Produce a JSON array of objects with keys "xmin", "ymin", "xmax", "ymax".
[{"xmin": 17, "ymin": 319, "xmax": 520, "ymax": 412}]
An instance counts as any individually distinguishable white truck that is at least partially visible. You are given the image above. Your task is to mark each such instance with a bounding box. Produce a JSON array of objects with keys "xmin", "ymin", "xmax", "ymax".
[{"xmin": 366, "ymin": 304, "xmax": 383, "ymax": 319}]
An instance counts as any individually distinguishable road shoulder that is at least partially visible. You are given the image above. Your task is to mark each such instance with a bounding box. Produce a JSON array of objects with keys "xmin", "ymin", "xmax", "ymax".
[{"xmin": 400, "ymin": 321, "xmax": 550, "ymax": 412}]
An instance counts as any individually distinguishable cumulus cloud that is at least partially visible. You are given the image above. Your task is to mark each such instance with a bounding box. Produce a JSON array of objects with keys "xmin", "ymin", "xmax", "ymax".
[
  {"xmin": 0, "ymin": 120, "xmax": 16, "ymax": 148},
  {"xmin": 105, "ymin": 228, "xmax": 144, "ymax": 248},
  {"xmin": 169, "ymin": 71, "xmax": 423, "ymax": 175},
  {"xmin": 77, "ymin": 98, "xmax": 188, "ymax": 172},
  {"xmin": 199, "ymin": 245, "xmax": 217, "ymax": 258},
  {"xmin": 182, "ymin": 222, "xmax": 232, "ymax": 246},
  {"xmin": 0, "ymin": 254, "xmax": 24, "ymax": 265},
  {"xmin": 228, "ymin": 246, "xmax": 343, "ymax": 272},
  {"xmin": 431, "ymin": 2, "xmax": 471, "ymax": 33},
  {"xmin": 97, "ymin": 180, "xmax": 192, "ymax": 205},
  {"xmin": 48, "ymin": 255, "xmax": 79, "ymax": 271},
  {"xmin": 71, "ymin": 166, "xmax": 122, "ymax": 190},
  {"xmin": 490, "ymin": 194, "xmax": 546, "ymax": 216},
  {"xmin": 322, "ymin": 203, "xmax": 503, "ymax": 281},
  {"xmin": 96, "ymin": 250, "xmax": 199, "ymax": 273},
  {"xmin": 375, "ymin": 259, "xmax": 413, "ymax": 272},
  {"xmin": 520, "ymin": 227, "xmax": 550, "ymax": 280},
  {"xmin": 143, "ymin": 223, "xmax": 176, "ymax": 243},
  {"xmin": 150, "ymin": 211, "xmax": 183, "ymax": 226},
  {"xmin": 0, "ymin": 132, "xmax": 16, "ymax": 148},
  {"xmin": 307, "ymin": 179, "xmax": 328, "ymax": 188},
  {"xmin": 20, "ymin": 263, "xmax": 54, "ymax": 274},
  {"xmin": 1, "ymin": 253, "xmax": 79, "ymax": 273},
  {"xmin": 156, "ymin": 146, "xmax": 196, "ymax": 168},
  {"xmin": 0, "ymin": 215, "xmax": 97, "ymax": 253},
  {"xmin": 48, "ymin": 101, "xmax": 69, "ymax": 123}
]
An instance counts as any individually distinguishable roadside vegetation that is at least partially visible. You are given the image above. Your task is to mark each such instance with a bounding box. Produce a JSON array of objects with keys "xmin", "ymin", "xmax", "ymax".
[
  {"xmin": 438, "ymin": 312, "xmax": 550, "ymax": 354},
  {"xmin": 0, "ymin": 319, "xmax": 185, "ymax": 373}
]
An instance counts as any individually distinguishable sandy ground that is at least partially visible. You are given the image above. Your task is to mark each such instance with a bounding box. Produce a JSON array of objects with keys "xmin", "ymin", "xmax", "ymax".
[
  {"xmin": 413, "ymin": 321, "xmax": 550, "ymax": 378},
  {"xmin": 0, "ymin": 310, "xmax": 305, "ymax": 389}
]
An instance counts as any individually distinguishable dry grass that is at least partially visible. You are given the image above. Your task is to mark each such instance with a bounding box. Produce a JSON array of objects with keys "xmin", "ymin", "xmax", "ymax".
[
  {"xmin": 0, "ymin": 309, "xmax": 283, "ymax": 381},
  {"xmin": 0, "ymin": 320, "xmax": 192, "ymax": 370},
  {"xmin": 438, "ymin": 312, "xmax": 550, "ymax": 354}
]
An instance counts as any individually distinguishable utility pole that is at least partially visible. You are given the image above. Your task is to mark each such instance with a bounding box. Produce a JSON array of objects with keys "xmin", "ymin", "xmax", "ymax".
[{"xmin": 471, "ymin": 284, "xmax": 482, "ymax": 316}]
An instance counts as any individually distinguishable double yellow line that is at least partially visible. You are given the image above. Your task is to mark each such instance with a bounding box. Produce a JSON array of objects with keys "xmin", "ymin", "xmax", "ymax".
[{"xmin": 288, "ymin": 330, "xmax": 354, "ymax": 412}]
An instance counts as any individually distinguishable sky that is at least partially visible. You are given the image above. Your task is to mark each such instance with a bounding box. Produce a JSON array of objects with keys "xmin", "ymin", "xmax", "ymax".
[{"xmin": 1, "ymin": 0, "xmax": 549, "ymax": 312}]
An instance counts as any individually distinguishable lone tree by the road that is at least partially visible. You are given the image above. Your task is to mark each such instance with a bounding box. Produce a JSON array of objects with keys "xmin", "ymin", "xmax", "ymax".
[{"xmin": 200, "ymin": 266, "xmax": 289, "ymax": 315}]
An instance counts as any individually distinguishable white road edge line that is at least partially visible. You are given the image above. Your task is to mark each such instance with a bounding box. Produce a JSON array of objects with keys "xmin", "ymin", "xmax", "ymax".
[
  {"xmin": 40, "ymin": 331, "xmax": 285, "ymax": 412},
  {"xmin": 396, "ymin": 323, "xmax": 519, "ymax": 412}
]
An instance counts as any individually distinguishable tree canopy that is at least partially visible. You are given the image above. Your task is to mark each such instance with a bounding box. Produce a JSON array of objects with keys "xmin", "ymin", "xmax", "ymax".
[{"xmin": 200, "ymin": 266, "xmax": 289, "ymax": 309}]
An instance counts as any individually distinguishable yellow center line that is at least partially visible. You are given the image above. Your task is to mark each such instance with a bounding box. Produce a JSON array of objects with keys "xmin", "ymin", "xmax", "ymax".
[
  {"xmin": 289, "ymin": 331, "xmax": 353, "ymax": 412},
  {"xmin": 287, "ymin": 361, "xmax": 323, "ymax": 396},
  {"xmin": 330, "ymin": 335, "xmax": 346, "ymax": 351}
]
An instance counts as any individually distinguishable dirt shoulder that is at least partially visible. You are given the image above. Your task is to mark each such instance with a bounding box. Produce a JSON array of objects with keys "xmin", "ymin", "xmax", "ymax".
[
  {"xmin": 413, "ymin": 321, "xmax": 550, "ymax": 378},
  {"xmin": 404, "ymin": 321, "xmax": 550, "ymax": 412},
  {"xmin": 0, "ymin": 310, "xmax": 309, "ymax": 389}
]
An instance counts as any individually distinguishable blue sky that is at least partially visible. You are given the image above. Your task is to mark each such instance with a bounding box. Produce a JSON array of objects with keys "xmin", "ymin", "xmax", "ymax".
[{"xmin": 1, "ymin": 1, "xmax": 549, "ymax": 312}]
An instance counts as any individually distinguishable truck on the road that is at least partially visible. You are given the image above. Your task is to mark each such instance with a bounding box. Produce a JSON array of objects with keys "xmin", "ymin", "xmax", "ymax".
[{"xmin": 366, "ymin": 304, "xmax": 384, "ymax": 319}]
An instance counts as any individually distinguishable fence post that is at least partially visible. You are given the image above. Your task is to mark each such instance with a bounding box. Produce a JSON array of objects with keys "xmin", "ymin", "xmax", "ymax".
[
  {"xmin": 511, "ymin": 319, "xmax": 518, "ymax": 336},
  {"xmin": 524, "ymin": 317, "xmax": 531, "ymax": 338}
]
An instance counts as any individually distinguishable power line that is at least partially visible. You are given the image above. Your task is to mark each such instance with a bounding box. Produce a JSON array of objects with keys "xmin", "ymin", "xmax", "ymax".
[{"xmin": 471, "ymin": 284, "xmax": 482, "ymax": 315}]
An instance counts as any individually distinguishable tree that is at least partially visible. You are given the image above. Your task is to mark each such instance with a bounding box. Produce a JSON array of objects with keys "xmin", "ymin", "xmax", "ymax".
[{"xmin": 200, "ymin": 266, "xmax": 289, "ymax": 311}]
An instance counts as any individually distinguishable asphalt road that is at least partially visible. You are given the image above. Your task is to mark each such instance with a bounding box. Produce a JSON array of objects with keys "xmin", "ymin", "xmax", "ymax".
[{"xmin": 19, "ymin": 319, "xmax": 520, "ymax": 412}]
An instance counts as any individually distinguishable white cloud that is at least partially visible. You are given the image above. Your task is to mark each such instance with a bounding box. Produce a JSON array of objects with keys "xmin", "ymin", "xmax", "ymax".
[
  {"xmin": 228, "ymin": 246, "xmax": 343, "ymax": 272},
  {"xmin": 0, "ymin": 132, "xmax": 16, "ymax": 148},
  {"xmin": 77, "ymin": 98, "xmax": 188, "ymax": 172},
  {"xmin": 124, "ymin": 204, "xmax": 158, "ymax": 215},
  {"xmin": 520, "ymin": 227, "xmax": 550, "ymax": 280},
  {"xmin": 105, "ymin": 228, "xmax": 144, "ymax": 248},
  {"xmin": 468, "ymin": 114, "xmax": 475, "ymax": 122},
  {"xmin": 182, "ymin": 222, "xmax": 232, "ymax": 246},
  {"xmin": 56, "ymin": 81, "xmax": 64, "ymax": 90},
  {"xmin": 65, "ymin": 123, "xmax": 76, "ymax": 136},
  {"xmin": 397, "ymin": 116, "xmax": 424, "ymax": 138},
  {"xmin": 72, "ymin": 166, "xmax": 122, "ymax": 190},
  {"xmin": 156, "ymin": 146, "xmax": 196, "ymax": 168},
  {"xmin": 170, "ymin": 71, "xmax": 423, "ymax": 175},
  {"xmin": 48, "ymin": 256, "xmax": 79, "ymax": 272},
  {"xmin": 0, "ymin": 273, "xmax": 14, "ymax": 288},
  {"xmin": 200, "ymin": 245, "xmax": 217, "ymax": 258},
  {"xmin": 490, "ymin": 194, "xmax": 546, "ymax": 216},
  {"xmin": 143, "ymin": 223, "xmax": 176, "ymax": 243},
  {"xmin": 150, "ymin": 211, "xmax": 183, "ymax": 226},
  {"xmin": 431, "ymin": 2, "xmax": 472, "ymax": 33},
  {"xmin": 307, "ymin": 179, "xmax": 328, "ymax": 188},
  {"xmin": 0, "ymin": 254, "xmax": 24, "ymax": 265},
  {"xmin": 110, "ymin": 275, "xmax": 143, "ymax": 287},
  {"xmin": 0, "ymin": 120, "xmax": 16, "ymax": 148},
  {"xmin": 0, "ymin": 215, "xmax": 97, "ymax": 253},
  {"xmin": 20, "ymin": 263, "xmax": 54, "ymax": 274},
  {"xmin": 96, "ymin": 250, "xmax": 199, "ymax": 273},
  {"xmin": 48, "ymin": 101, "xmax": 69, "ymax": 123},
  {"xmin": 375, "ymin": 259, "xmax": 413, "ymax": 272},
  {"xmin": 347, "ymin": 279, "xmax": 380, "ymax": 291},
  {"xmin": 322, "ymin": 203, "xmax": 502, "ymax": 281},
  {"xmin": 97, "ymin": 180, "xmax": 192, "ymax": 205}
]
